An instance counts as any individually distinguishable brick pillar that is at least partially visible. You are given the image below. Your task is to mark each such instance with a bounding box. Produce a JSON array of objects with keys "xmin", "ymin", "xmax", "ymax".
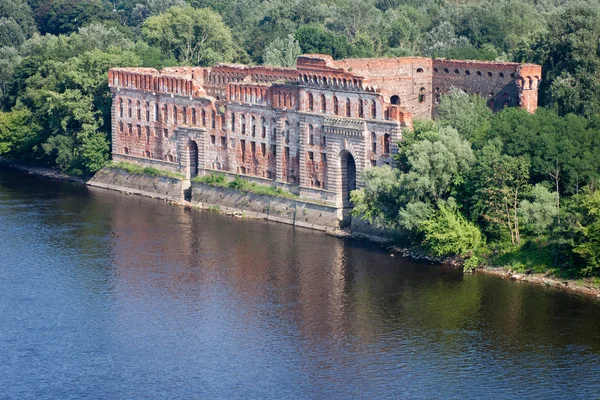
[
  {"xmin": 298, "ymin": 119, "xmax": 308, "ymax": 187},
  {"xmin": 178, "ymin": 134, "xmax": 190, "ymax": 178},
  {"xmin": 197, "ymin": 130, "xmax": 206, "ymax": 174},
  {"xmin": 111, "ymin": 92, "xmax": 118, "ymax": 157},
  {"xmin": 276, "ymin": 113, "xmax": 285, "ymax": 182}
]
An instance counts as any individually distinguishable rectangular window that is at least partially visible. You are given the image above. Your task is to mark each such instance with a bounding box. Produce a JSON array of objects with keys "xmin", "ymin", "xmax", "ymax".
[
  {"xmin": 271, "ymin": 145, "xmax": 276, "ymax": 156},
  {"xmin": 251, "ymin": 141, "xmax": 256, "ymax": 156},
  {"xmin": 137, "ymin": 125, "xmax": 141, "ymax": 138},
  {"xmin": 321, "ymin": 136, "xmax": 326, "ymax": 147},
  {"xmin": 308, "ymin": 151, "xmax": 314, "ymax": 161},
  {"xmin": 154, "ymin": 103, "xmax": 158, "ymax": 121},
  {"xmin": 210, "ymin": 135, "xmax": 216, "ymax": 145},
  {"xmin": 221, "ymin": 136, "xmax": 226, "ymax": 147},
  {"xmin": 128, "ymin": 123, "xmax": 132, "ymax": 134},
  {"xmin": 163, "ymin": 128, "xmax": 168, "ymax": 138},
  {"xmin": 322, "ymin": 153, "xmax": 327, "ymax": 163},
  {"xmin": 145, "ymin": 126, "xmax": 150, "ymax": 137},
  {"xmin": 371, "ymin": 159, "xmax": 377, "ymax": 167},
  {"xmin": 261, "ymin": 143, "xmax": 266, "ymax": 156},
  {"xmin": 240, "ymin": 139, "xmax": 246, "ymax": 161}
]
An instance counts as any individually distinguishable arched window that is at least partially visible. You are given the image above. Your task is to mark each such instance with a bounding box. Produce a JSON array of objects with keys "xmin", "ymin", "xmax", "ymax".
[
  {"xmin": 346, "ymin": 98, "xmax": 351, "ymax": 117},
  {"xmin": 358, "ymin": 100, "xmax": 364, "ymax": 118},
  {"xmin": 146, "ymin": 101, "xmax": 150, "ymax": 121},
  {"xmin": 384, "ymin": 134, "xmax": 390, "ymax": 154},
  {"xmin": 309, "ymin": 125, "xmax": 314, "ymax": 145},
  {"xmin": 211, "ymin": 110, "xmax": 216, "ymax": 129},
  {"xmin": 128, "ymin": 100, "xmax": 132, "ymax": 118},
  {"xmin": 241, "ymin": 114, "xmax": 246, "ymax": 134},
  {"xmin": 371, "ymin": 132, "xmax": 377, "ymax": 153},
  {"xmin": 123, "ymin": 147, "xmax": 129, "ymax": 155},
  {"xmin": 416, "ymin": 68, "xmax": 424, "ymax": 73},
  {"xmin": 251, "ymin": 116, "xmax": 256, "ymax": 137},
  {"xmin": 182, "ymin": 107, "xmax": 187, "ymax": 124},
  {"xmin": 231, "ymin": 112, "xmax": 235, "ymax": 131},
  {"xmin": 154, "ymin": 103, "xmax": 158, "ymax": 122},
  {"xmin": 261, "ymin": 117, "xmax": 266, "ymax": 138},
  {"xmin": 202, "ymin": 109, "xmax": 206, "ymax": 126},
  {"xmin": 418, "ymin": 87, "xmax": 426, "ymax": 103},
  {"xmin": 333, "ymin": 96, "xmax": 339, "ymax": 115},
  {"xmin": 163, "ymin": 104, "xmax": 168, "ymax": 122},
  {"xmin": 390, "ymin": 95, "xmax": 400, "ymax": 105},
  {"xmin": 434, "ymin": 88, "xmax": 441, "ymax": 105},
  {"xmin": 272, "ymin": 118, "xmax": 277, "ymax": 140},
  {"xmin": 371, "ymin": 100, "xmax": 376, "ymax": 118},
  {"xmin": 321, "ymin": 94, "xmax": 326, "ymax": 113},
  {"xmin": 308, "ymin": 93, "xmax": 314, "ymax": 111},
  {"xmin": 119, "ymin": 99, "xmax": 123, "ymax": 118},
  {"xmin": 173, "ymin": 106, "xmax": 178, "ymax": 124},
  {"xmin": 136, "ymin": 100, "xmax": 141, "ymax": 119},
  {"xmin": 192, "ymin": 108, "xmax": 197, "ymax": 125}
]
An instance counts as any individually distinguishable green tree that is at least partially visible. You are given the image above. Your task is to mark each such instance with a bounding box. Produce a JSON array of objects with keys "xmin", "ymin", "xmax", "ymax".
[
  {"xmin": 469, "ymin": 140, "xmax": 531, "ymax": 245},
  {"xmin": 527, "ymin": 3, "xmax": 600, "ymax": 116},
  {"xmin": 263, "ymin": 34, "xmax": 301, "ymax": 68},
  {"xmin": 142, "ymin": 6, "xmax": 239, "ymax": 66},
  {"xmin": 570, "ymin": 190, "xmax": 600, "ymax": 275},
  {"xmin": 436, "ymin": 88, "xmax": 492, "ymax": 148},
  {"xmin": 353, "ymin": 125, "xmax": 474, "ymax": 231},
  {"xmin": 519, "ymin": 184, "xmax": 558, "ymax": 237},
  {"xmin": 295, "ymin": 23, "xmax": 351, "ymax": 59},
  {"xmin": 0, "ymin": 108, "xmax": 39, "ymax": 156}
]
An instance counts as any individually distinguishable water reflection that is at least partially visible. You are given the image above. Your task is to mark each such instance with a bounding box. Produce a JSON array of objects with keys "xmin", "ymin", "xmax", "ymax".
[{"xmin": 1, "ymin": 166, "xmax": 600, "ymax": 399}]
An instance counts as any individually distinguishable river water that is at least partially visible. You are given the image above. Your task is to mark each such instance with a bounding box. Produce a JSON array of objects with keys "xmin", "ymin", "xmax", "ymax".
[{"xmin": 1, "ymin": 166, "xmax": 600, "ymax": 399}]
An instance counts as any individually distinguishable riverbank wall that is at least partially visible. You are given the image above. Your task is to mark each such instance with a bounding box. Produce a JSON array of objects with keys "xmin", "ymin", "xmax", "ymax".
[
  {"xmin": 88, "ymin": 167, "xmax": 184, "ymax": 202},
  {"xmin": 191, "ymin": 182, "xmax": 341, "ymax": 231}
]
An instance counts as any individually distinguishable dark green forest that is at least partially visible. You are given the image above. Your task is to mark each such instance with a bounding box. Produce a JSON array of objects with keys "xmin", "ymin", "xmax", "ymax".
[{"xmin": 1, "ymin": 0, "xmax": 600, "ymax": 278}]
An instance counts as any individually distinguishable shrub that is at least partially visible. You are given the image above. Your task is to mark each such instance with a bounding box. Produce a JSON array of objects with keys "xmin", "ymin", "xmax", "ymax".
[{"xmin": 419, "ymin": 204, "xmax": 484, "ymax": 257}]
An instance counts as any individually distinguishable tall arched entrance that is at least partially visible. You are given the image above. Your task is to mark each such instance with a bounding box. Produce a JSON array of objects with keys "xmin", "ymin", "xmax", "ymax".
[
  {"xmin": 188, "ymin": 141, "xmax": 198, "ymax": 179},
  {"xmin": 340, "ymin": 150, "xmax": 356, "ymax": 206}
]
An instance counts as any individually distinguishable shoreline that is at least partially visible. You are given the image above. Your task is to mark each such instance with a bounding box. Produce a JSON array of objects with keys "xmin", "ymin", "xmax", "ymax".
[{"xmin": 2, "ymin": 159, "xmax": 599, "ymax": 299}]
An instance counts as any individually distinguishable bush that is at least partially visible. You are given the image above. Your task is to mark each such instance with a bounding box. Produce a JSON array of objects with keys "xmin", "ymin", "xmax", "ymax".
[{"xmin": 419, "ymin": 204, "xmax": 484, "ymax": 257}]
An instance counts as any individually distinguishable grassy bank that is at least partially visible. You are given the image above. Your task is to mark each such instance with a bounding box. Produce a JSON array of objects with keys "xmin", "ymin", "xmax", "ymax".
[
  {"xmin": 107, "ymin": 161, "xmax": 184, "ymax": 180},
  {"xmin": 193, "ymin": 173, "xmax": 298, "ymax": 200}
]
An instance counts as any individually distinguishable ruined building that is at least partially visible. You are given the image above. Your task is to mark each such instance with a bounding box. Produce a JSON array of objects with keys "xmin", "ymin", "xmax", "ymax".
[{"xmin": 108, "ymin": 54, "xmax": 541, "ymax": 210}]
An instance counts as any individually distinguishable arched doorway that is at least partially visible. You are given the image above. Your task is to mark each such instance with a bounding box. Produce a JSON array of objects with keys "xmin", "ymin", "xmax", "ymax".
[
  {"xmin": 188, "ymin": 141, "xmax": 198, "ymax": 178},
  {"xmin": 390, "ymin": 95, "xmax": 400, "ymax": 105},
  {"xmin": 340, "ymin": 151, "xmax": 356, "ymax": 206}
]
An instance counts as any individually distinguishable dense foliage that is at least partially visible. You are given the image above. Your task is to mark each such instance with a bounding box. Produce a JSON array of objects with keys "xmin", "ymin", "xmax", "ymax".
[
  {"xmin": 0, "ymin": 0, "xmax": 599, "ymax": 276},
  {"xmin": 353, "ymin": 89, "xmax": 600, "ymax": 278}
]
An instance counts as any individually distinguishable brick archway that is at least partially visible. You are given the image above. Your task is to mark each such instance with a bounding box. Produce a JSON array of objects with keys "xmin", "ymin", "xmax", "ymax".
[
  {"xmin": 187, "ymin": 140, "xmax": 199, "ymax": 179},
  {"xmin": 340, "ymin": 150, "xmax": 356, "ymax": 207}
]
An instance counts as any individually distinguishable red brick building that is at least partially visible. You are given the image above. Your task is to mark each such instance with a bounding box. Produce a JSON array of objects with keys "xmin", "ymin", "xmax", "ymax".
[{"xmin": 108, "ymin": 54, "xmax": 541, "ymax": 207}]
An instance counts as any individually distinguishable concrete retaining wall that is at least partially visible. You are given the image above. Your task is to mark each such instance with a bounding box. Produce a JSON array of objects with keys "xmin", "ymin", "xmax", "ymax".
[
  {"xmin": 191, "ymin": 182, "xmax": 341, "ymax": 231},
  {"xmin": 88, "ymin": 167, "xmax": 184, "ymax": 201}
]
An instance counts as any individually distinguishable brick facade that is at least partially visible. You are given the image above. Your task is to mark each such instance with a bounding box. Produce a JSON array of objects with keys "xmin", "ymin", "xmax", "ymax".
[{"xmin": 108, "ymin": 54, "xmax": 541, "ymax": 207}]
